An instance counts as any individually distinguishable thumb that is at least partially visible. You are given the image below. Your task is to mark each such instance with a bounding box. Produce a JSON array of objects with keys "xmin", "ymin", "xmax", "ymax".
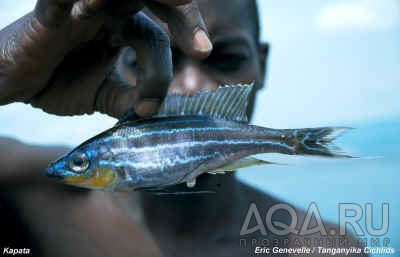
[
  {"xmin": 95, "ymin": 13, "xmax": 173, "ymax": 119},
  {"xmin": 95, "ymin": 71, "xmax": 160, "ymax": 119}
]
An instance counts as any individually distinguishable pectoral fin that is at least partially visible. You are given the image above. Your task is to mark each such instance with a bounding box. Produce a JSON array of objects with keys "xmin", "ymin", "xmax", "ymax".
[{"xmin": 208, "ymin": 157, "xmax": 280, "ymax": 174}]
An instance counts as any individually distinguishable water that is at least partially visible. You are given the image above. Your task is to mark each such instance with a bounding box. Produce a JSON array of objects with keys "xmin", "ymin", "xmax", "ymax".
[{"xmin": 237, "ymin": 118, "xmax": 400, "ymax": 253}]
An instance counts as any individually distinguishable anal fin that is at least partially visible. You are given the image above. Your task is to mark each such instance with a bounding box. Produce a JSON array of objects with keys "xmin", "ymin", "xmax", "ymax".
[
  {"xmin": 208, "ymin": 157, "xmax": 280, "ymax": 174},
  {"xmin": 151, "ymin": 190, "xmax": 216, "ymax": 196},
  {"xmin": 134, "ymin": 184, "xmax": 215, "ymax": 196}
]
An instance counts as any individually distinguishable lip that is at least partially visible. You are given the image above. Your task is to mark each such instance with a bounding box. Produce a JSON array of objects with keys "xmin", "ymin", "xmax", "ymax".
[{"xmin": 45, "ymin": 165, "xmax": 63, "ymax": 179}]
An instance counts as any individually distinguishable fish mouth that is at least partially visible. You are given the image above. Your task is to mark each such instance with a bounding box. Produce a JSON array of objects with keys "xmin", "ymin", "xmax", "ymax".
[{"xmin": 45, "ymin": 164, "xmax": 63, "ymax": 179}]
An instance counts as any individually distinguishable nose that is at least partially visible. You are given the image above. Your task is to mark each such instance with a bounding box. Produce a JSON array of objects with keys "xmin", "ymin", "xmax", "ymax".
[
  {"xmin": 45, "ymin": 164, "xmax": 63, "ymax": 179},
  {"xmin": 169, "ymin": 62, "xmax": 218, "ymax": 95}
]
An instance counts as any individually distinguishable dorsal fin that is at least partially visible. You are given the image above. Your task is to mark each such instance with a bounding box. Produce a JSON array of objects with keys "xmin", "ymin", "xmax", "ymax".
[{"xmin": 156, "ymin": 83, "xmax": 253, "ymax": 122}]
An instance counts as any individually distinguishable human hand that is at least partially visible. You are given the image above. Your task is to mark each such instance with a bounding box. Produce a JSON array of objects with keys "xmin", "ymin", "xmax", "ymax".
[{"xmin": 0, "ymin": 0, "xmax": 212, "ymax": 118}]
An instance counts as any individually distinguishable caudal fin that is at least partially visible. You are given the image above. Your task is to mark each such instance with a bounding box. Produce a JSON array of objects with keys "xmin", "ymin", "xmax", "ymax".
[{"xmin": 294, "ymin": 127, "xmax": 353, "ymax": 158}]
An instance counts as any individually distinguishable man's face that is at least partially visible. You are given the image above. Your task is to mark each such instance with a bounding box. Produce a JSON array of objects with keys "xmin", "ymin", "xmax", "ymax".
[{"xmin": 119, "ymin": 0, "xmax": 268, "ymax": 118}]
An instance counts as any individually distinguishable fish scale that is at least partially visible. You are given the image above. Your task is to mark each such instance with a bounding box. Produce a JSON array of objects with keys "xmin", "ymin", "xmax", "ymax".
[
  {"xmin": 88, "ymin": 116, "xmax": 296, "ymax": 190},
  {"xmin": 45, "ymin": 84, "xmax": 352, "ymax": 192}
]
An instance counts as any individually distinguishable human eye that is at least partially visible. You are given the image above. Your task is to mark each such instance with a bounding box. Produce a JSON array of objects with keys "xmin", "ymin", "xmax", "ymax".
[
  {"xmin": 205, "ymin": 38, "xmax": 251, "ymax": 74},
  {"xmin": 206, "ymin": 50, "xmax": 249, "ymax": 73}
]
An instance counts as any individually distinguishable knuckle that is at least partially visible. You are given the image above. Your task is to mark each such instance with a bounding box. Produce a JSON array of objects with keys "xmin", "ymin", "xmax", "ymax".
[
  {"xmin": 168, "ymin": 2, "xmax": 205, "ymax": 39},
  {"xmin": 95, "ymin": 74, "xmax": 134, "ymax": 118},
  {"xmin": 71, "ymin": 1, "xmax": 94, "ymax": 20},
  {"xmin": 34, "ymin": 0, "xmax": 73, "ymax": 28}
]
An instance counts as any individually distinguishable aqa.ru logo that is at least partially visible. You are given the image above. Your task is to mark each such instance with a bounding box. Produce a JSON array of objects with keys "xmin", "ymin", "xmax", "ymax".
[{"xmin": 240, "ymin": 202, "xmax": 389, "ymax": 238}]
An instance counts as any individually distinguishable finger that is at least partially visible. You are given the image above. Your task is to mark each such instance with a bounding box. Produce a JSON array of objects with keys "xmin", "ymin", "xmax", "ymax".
[
  {"xmin": 94, "ymin": 71, "xmax": 139, "ymax": 118},
  {"xmin": 96, "ymin": 13, "xmax": 173, "ymax": 118},
  {"xmin": 35, "ymin": 0, "xmax": 79, "ymax": 27},
  {"xmin": 29, "ymin": 37, "xmax": 120, "ymax": 116},
  {"xmin": 35, "ymin": 0, "xmax": 139, "ymax": 27},
  {"xmin": 90, "ymin": 0, "xmax": 144, "ymax": 18},
  {"xmin": 94, "ymin": 71, "xmax": 162, "ymax": 119},
  {"xmin": 76, "ymin": 0, "xmax": 191, "ymax": 19},
  {"xmin": 145, "ymin": 0, "xmax": 212, "ymax": 59},
  {"xmin": 35, "ymin": 0, "xmax": 105, "ymax": 27}
]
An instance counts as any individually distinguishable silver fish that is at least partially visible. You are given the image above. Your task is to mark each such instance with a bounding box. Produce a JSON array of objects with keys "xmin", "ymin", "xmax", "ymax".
[{"xmin": 45, "ymin": 84, "xmax": 351, "ymax": 192}]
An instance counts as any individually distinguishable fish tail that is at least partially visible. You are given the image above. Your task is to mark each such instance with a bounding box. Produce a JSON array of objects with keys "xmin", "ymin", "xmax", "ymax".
[{"xmin": 291, "ymin": 127, "xmax": 353, "ymax": 158}]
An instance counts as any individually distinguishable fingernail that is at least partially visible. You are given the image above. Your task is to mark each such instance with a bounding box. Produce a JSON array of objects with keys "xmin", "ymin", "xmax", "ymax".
[
  {"xmin": 135, "ymin": 99, "xmax": 160, "ymax": 117},
  {"xmin": 193, "ymin": 30, "xmax": 213, "ymax": 53}
]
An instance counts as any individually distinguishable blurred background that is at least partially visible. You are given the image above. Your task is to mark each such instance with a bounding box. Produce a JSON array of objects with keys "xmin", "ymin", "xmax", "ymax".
[{"xmin": 0, "ymin": 0, "xmax": 399, "ymax": 253}]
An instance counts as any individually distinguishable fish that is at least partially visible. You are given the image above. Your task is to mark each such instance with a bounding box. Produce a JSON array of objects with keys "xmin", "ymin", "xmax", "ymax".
[{"xmin": 45, "ymin": 84, "xmax": 352, "ymax": 192}]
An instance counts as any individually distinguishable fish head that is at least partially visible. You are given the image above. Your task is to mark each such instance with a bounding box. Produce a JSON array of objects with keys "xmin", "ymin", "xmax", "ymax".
[{"xmin": 45, "ymin": 142, "xmax": 118, "ymax": 190}]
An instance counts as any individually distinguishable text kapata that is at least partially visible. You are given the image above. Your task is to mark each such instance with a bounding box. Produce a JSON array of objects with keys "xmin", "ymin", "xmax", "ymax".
[{"xmin": 3, "ymin": 248, "xmax": 31, "ymax": 255}]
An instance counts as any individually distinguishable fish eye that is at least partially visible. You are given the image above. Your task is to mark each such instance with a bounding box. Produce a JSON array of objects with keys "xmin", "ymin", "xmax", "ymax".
[{"xmin": 69, "ymin": 152, "xmax": 90, "ymax": 173}]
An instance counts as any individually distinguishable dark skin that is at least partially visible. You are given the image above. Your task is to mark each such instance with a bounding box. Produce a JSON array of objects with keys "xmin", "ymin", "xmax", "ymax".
[
  {"xmin": 0, "ymin": 0, "xmax": 213, "ymax": 117},
  {"xmin": 0, "ymin": 0, "xmax": 364, "ymax": 256}
]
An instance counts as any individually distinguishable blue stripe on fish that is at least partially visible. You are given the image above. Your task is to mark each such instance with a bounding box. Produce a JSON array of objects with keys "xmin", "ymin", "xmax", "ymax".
[
  {"xmin": 99, "ymin": 153, "xmax": 218, "ymax": 171},
  {"xmin": 107, "ymin": 139, "xmax": 294, "ymax": 155},
  {"xmin": 100, "ymin": 126, "xmax": 245, "ymax": 143},
  {"xmin": 120, "ymin": 118, "xmax": 213, "ymax": 130}
]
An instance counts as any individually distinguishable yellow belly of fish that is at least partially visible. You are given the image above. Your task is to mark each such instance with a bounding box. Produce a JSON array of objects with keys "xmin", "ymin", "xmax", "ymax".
[{"xmin": 64, "ymin": 168, "xmax": 116, "ymax": 188}]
